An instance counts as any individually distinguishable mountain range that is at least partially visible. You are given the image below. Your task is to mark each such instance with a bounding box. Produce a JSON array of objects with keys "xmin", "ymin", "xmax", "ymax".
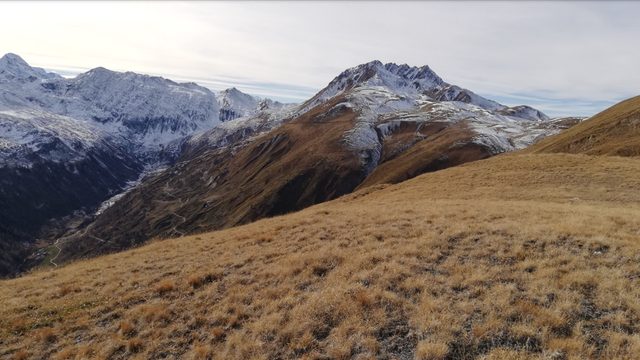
[
  {"xmin": 0, "ymin": 53, "xmax": 582, "ymax": 276},
  {"xmin": 2, "ymin": 91, "xmax": 639, "ymax": 359}
]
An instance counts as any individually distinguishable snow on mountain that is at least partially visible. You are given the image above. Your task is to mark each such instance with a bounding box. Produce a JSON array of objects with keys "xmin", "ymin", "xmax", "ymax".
[
  {"xmin": 303, "ymin": 60, "xmax": 508, "ymax": 113},
  {"xmin": 496, "ymin": 105, "xmax": 550, "ymax": 121},
  {"xmin": 182, "ymin": 102, "xmax": 301, "ymax": 159},
  {"xmin": 0, "ymin": 107, "xmax": 107, "ymax": 166},
  {"xmin": 0, "ymin": 53, "xmax": 62, "ymax": 83},
  {"xmin": 37, "ymin": 67, "xmax": 221, "ymax": 154},
  {"xmin": 425, "ymin": 84, "xmax": 504, "ymax": 112},
  {"xmin": 289, "ymin": 60, "xmax": 561, "ymax": 175},
  {"xmin": 257, "ymin": 98, "xmax": 285, "ymax": 111},
  {"xmin": 215, "ymin": 87, "xmax": 286, "ymax": 122},
  {"xmin": 216, "ymin": 87, "xmax": 260, "ymax": 122},
  {"xmin": 0, "ymin": 54, "xmax": 224, "ymax": 165},
  {"xmin": 0, "ymin": 53, "xmax": 297, "ymax": 174}
]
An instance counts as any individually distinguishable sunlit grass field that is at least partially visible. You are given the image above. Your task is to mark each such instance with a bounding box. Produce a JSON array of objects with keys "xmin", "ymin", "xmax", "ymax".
[{"xmin": 2, "ymin": 152, "xmax": 640, "ymax": 359}]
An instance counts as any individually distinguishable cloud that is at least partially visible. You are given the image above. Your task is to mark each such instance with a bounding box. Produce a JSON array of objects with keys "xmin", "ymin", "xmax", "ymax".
[{"xmin": 2, "ymin": 1, "xmax": 639, "ymax": 117}]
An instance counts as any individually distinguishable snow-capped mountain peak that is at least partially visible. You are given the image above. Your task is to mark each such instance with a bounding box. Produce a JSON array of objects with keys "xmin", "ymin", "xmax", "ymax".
[
  {"xmin": 496, "ymin": 105, "xmax": 550, "ymax": 121},
  {"xmin": 306, "ymin": 60, "xmax": 505, "ymax": 115},
  {"xmin": 0, "ymin": 53, "xmax": 61, "ymax": 81},
  {"xmin": 216, "ymin": 87, "xmax": 258, "ymax": 107},
  {"xmin": 215, "ymin": 87, "xmax": 261, "ymax": 122},
  {"xmin": 0, "ymin": 54, "xmax": 223, "ymax": 165},
  {"xmin": 319, "ymin": 60, "xmax": 447, "ymax": 100}
]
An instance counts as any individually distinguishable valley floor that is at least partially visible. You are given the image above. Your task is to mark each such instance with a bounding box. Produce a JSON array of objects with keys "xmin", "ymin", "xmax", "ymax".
[{"xmin": 2, "ymin": 153, "xmax": 640, "ymax": 359}]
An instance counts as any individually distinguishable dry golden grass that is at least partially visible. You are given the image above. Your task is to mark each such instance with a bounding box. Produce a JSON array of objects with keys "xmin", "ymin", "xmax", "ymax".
[
  {"xmin": 2, "ymin": 153, "xmax": 640, "ymax": 359},
  {"xmin": 523, "ymin": 95, "xmax": 640, "ymax": 157}
]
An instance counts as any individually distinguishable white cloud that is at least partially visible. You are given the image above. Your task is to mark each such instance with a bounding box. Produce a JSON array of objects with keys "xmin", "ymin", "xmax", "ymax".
[{"xmin": 2, "ymin": 1, "xmax": 639, "ymax": 116}]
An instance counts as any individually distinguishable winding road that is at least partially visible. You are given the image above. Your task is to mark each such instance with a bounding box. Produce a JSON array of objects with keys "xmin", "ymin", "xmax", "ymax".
[
  {"xmin": 42, "ymin": 220, "xmax": 112, "ymax": 270},
  {"xmin": 164, "ymin": 181, "xmax": 187, "ymax": 237},
  {"xmin": 49, "ymin": 239, "xmax": 61, "ymax": 268},
  {"xmin": 20, "ymin": 182, "xmax": 185, "ymax": 272}
]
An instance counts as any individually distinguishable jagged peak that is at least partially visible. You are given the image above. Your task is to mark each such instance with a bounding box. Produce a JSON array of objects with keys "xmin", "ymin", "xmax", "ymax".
[
  {"xmin": 307, "ymin": 60, "xmax": 448, "ymax": 108},
  {"xmin": 78, "ymin": 67, "xmax": 179, "ymax": 87},
  {"xmin": 329, "ymin": 60, "xmax": 446, "ymax": 91},
  {"xmin": 218, "ymin": 87, "xmax": 251, "ymax": 96}
]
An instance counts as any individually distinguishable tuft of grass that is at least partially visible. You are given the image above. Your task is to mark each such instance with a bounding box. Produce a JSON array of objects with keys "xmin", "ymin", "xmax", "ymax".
[
  {"xmin": 57, "ymin": 284, "xmax": 80, "ymax": 297},
  {"xmin": 187, "ymin": 273, "xmax": 203, "ymax": 289},
  {"xmin": 211, "ymin": 327, "xmax": 225, "ymax": 341},
  {"xmin": 119, "ymin": 320, "xmax": 136, "ymax": 337},
  {"xmin": 153, "ymin": 280, "xmax": 175, "ymax": 295},
  {"xmin": 354, "ymin": 290, "xmax": 374, "ymax": 308},
  {"xmin": 34, "ymin": 327, "xmax": 56, "ymax": 343},
  {"xmin": 13, "ymin": 349, "xmax": 29, "ymax": 360},
  {"xmin": 127, "ymin": 337, "xmax": 144, "ymax": 353},
  {"xmin": 416, "ymin": 340, "xmax": 449, "ymax": 360}
]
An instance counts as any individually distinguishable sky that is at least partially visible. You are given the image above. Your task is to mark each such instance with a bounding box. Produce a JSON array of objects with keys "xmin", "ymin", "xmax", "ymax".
[{"xmin": 2, "ymin": 1, "xmax": 639, "ymax": 117}]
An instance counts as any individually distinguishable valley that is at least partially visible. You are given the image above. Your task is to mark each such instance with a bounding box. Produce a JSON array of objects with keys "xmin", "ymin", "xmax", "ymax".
[
  {"xmin": 4, "ymin": 53, "xmax": 639, "ymax": 360},
  {"xmin": 3, "ymin": 1, "xmax": 638, "ymax": 359},
  {"xmin": 0, "ymin": 54, "xmax": 582, "ymax": 276}
]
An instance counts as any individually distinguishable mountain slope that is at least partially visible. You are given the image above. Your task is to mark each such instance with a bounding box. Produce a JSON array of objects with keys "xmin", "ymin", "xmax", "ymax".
[
  {"xmin": 3, "ymin": 149, "xmax": 640, "ymax": 359},
  {"xmin": 0, "ymin": 53, "xmax": 221, "ymax": 163},
  {"xmin": 53, "ymin": 61, "xmax": 583, "ymax": 267},
  {"xmin": 0, "ymin": 54, "xmax": 225, "ymax": 276},
  {"xmin": 522, "ymin": 95, "xmax": 640, "ymax": 156},
  {"xmin": 36, "ymin": 67, "xmax": 220, "ymax": 158},
  {"xmin": 0, "ymin": 53, "xmax": 62, "ymax": 82},
  {"xmin": 57, "ymin": 95, "xmax": 369, "ymax": 259}
]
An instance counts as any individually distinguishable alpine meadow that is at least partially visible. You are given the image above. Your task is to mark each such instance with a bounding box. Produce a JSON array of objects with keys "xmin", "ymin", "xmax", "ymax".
[{"xmin": 2, "ymin": 3, "xmax": 640, "ymax": 359}]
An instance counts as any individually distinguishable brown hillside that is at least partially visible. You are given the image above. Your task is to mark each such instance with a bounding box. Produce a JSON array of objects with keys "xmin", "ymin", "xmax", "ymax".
[
  {"xmin": 522, "ymin": 95, "xmax": 640, "ymax": 156},
  {"xmin": 3, "ymin": 152, "xmax": 640, "ymax": 359},
  {"xmin": 357, "ymin": 119, "xmax": 491, "ymax": 189},
  {"xmin": 52, "ymin": 92, "xmax": 562, "ymax": 268},
  {"xmin": 56, "ymin": 95, "xmax": 370, "ymax": 262}
]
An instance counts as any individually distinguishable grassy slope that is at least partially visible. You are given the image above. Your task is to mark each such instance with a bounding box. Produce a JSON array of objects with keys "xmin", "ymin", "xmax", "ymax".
[
  {"xmin": 3, "ymin": 153, "xmax": 640, "ymax": 360},
  {"xmin": 522, "ymin": 95, "xmax": 640, "ymax": 156},
  {"xmin": 358, "ymin": 119, "xmax": 491, "ymax": 189}
]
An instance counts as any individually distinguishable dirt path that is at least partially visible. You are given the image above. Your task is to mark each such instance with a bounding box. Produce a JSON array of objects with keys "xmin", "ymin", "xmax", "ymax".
[
  {"xmin": 164, "ymin": 181, "xmax": 187, "ymax": 237},
  {"xmin": 49, "ymin": 239, "xmax": 61, "ymax": 268},
  {"xmin": 45, "ymin": 220, "xmax": 112, "ymax": 269}
]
